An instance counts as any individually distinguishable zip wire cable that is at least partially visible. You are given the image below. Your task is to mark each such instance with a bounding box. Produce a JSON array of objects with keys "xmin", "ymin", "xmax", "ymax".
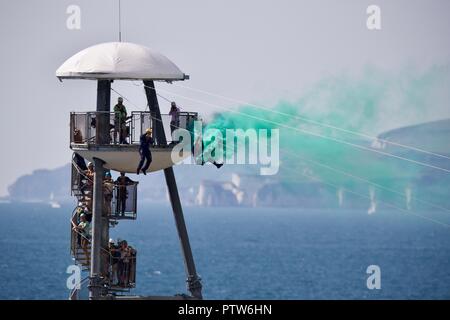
[
  {"xmin": 173, "ymin": 83, "xmax": 450, "ymax": 161},
  {"xmin": 118, "ymin": 0, "xmax": 122, "ymax": 42},
  {"xmin": 131, "ymin": 80, "xmax": 178, "ymax": 106},
  {"xmin": 111, "ymin": 87, "xmax": 148, "ymax": 111},
  {"xmin": 137, "ymin": 82, "xmax": 450, "ymax": 174},
  {"xmin": 115, "ymin": 85, "xmax": 450, "ymax": 217},
  {"xmin": 114, "ymin": 84, "xmax": 450, "ymax": 229},
  {"xmin": 111, "ymin": 87, "xmax": 186, "ymax": 132}
]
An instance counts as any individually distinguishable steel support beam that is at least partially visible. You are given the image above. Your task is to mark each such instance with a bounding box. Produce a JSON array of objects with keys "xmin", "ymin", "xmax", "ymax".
[
  {"xmin": 96, "ymin": 80, "xmax": 111, "ymax": 145},
  {"xmin": 89, "ymin": 80, "xmax": 111, "ymax": 299},
  {"xmin": 143, "ymin": 80, "xmax": 203, "ymax": 299},
  {"xmin": 89, "ymin": 157, "xmax": 105, "ymax": 299}
]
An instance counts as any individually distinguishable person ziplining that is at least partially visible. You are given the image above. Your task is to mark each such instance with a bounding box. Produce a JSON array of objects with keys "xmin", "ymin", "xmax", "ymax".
[{"xmin": 136, "ymin": 128, "xmax": 154, "ymax": 175}]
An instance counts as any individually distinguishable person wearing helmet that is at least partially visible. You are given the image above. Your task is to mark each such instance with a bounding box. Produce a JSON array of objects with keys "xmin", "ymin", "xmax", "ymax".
[
  {"xmin": 72, "ymin": 214, "xmax": 90, "ymax": 239},
  {"xmin": 114, "ymin": 97, "xmax": 128, "ymax": 144},
  {"xmin": 108, "ymin": 238, "xmax": 120, "ymax": 285},
  {"xmin": 136, "ymin": 128, "xmax": 154, "ymax": 175},
  {"xmin": 86, "ymin": 162, "xmax": 94, "ymax": 179}
]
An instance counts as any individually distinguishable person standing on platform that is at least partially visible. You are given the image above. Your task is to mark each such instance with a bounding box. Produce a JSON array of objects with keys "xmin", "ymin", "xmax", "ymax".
[{"xmin": 115, "ymin": 172, "xmax": 134, "ymax": 215}]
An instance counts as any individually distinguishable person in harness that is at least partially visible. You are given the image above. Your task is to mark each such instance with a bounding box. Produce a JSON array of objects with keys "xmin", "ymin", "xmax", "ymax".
[
  {"xmin": 188, "ymin": 119, "xmax": 223, "ymax": 169},
  {"xmin": 137, "ymin": 128, "xmax": 154, "ymax": 175},
  {"xmin": 114, "ymin": 97, "xmax": 128, "ymax": 144}
]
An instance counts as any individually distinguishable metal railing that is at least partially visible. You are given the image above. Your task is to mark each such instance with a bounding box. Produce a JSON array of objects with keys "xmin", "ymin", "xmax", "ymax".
[
  {"xmin": 109, "ymin": 243, "xmax": 137, "ymax": 289},
  {"xmin": 70, "ymin": 206, "xmax": 91, "ymax": 263},
  {"xmin": 70, "ymin": 206, "xmax": 137, "ymax": 291},
  {"xmin": 70, "ymin": 111, "xmax": 198, "ymax": 146},
  {"xmin": 71, "ymin": 158, "xmax": 139, "ymax": 220},
  {"xmin": 71, "ymin": 154, "xmax": 90, "ymax": 198},
  {"xmin": 110, "ymin": 182, "xmax": 138, "ymax": 220},
  {"xmin": 70, "ymin": 206, "xmax": 81, "ymax": 259},
  {"xmin": 130, "ymin": 111, "xmax": 198, "ymax": 145}
]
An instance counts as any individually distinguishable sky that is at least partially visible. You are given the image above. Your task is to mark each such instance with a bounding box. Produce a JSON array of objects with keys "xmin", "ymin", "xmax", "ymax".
[{"xmin": 0, "ymin": 0, "xmax": 450, "ymax": 196}]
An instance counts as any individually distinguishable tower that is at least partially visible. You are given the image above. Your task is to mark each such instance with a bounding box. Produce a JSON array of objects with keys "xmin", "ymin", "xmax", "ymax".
[{"xmin": 57, "ymin": 42, "xmax": 202, "ymax": 300}]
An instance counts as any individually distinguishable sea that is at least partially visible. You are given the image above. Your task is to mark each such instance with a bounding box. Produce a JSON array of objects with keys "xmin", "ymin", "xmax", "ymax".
[{"xmin": 0, "ymin": 203, "xmax": 449, "ymax": 300}]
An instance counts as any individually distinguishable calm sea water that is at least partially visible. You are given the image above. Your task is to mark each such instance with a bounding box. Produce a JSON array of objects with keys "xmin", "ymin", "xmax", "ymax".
[{"xmin": 0, "ymin": 203, "xmax": 449, "ymax": 300}]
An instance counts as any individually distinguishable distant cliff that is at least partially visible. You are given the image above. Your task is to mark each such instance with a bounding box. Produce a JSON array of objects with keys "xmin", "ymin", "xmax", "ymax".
[
  {"xmin": 7, "ymin": 165, "xmax": 71, "ymax": 203},
  {"xmin": 6, "ymin": 162, "xmax": 366, "ymax": 208},
  {"xmin": 5, "ymin": 162, "xmax": 253, "ymax": 206},
  {"xmin": 6, "ymin": 119, "xmax": 450, "ymax": 208},
  {"xmin": 6, "ymin": 161, "xmax": 449, "ymax": 209}
]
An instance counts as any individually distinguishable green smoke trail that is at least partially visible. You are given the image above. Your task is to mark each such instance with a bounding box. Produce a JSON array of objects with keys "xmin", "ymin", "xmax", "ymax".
[{"xmin": 202, "ymin": 66, "xmax": 450, "ymax": 209}]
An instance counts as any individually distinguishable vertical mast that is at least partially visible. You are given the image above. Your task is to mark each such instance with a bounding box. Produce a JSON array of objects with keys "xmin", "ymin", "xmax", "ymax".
[
  {"xmin": 89, "ymin": 80, "xmax": 111, "ymax": 299},
  {"xmin": 118, "ymin": 0, "xmax": 122, "ymax": 42}
]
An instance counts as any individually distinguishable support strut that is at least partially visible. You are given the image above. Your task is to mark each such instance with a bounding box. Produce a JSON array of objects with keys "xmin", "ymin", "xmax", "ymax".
[{"xmin": 144, "ymin": 80, "xmax": 203, "ymax": 299}]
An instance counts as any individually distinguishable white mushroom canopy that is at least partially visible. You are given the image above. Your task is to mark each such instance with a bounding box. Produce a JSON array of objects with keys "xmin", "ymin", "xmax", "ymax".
[{"xmin": 56, "ymin": 42, "xmax": 187, "ymax": 81}]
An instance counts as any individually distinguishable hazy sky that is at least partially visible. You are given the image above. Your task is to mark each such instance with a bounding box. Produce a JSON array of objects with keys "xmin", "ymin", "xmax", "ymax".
[{"xmin": 1, "ymin": 0, "xmax": 450, "ymax": 196}]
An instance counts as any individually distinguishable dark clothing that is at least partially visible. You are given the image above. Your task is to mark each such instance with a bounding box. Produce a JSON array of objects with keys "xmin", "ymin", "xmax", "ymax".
[
  {"xmin": 170, "ymin": 121, "xmax": 178, "ymax": 135},
  {"xmin": 73, "ymin": 153, "xmax": 88, "ymax": 195},
  {"xmin": 139, "ymin": 134, "xmax": 154, "ymax": 151},
  {"xmin": 137, "ymin": 149, "xmax": 152, "ymax": 173},
  {"xmin": 73, "ymin": 153, "xmax": 87, "ymax": 171},
  {"xmin": 84, "ymin": 212, "xmax": 93, "ymax": 223},
  {"xmin": 192, "ymin": 139, "xmax": 223, "ymax": 169},
  {"xmin": 169, "ymin": 107, "xmax": 180, "ymax": 140},
  {"xmin": 137, "ymin": 134, "xmax": 154, "ymax": 174},
  {"xmin": 110, "ymin": 245, "xmax": 121, "ymax": 265},
  {"xmin": 117, "ymin": 197, "xmax": 127, "ymax": 214},
  {"xmin": 115, "ymin": 176, "xmax": 134, "ymax": 214},
  {"xmin": 115, "ymin": 176, "xmax": 133, "ymax": 185}
]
